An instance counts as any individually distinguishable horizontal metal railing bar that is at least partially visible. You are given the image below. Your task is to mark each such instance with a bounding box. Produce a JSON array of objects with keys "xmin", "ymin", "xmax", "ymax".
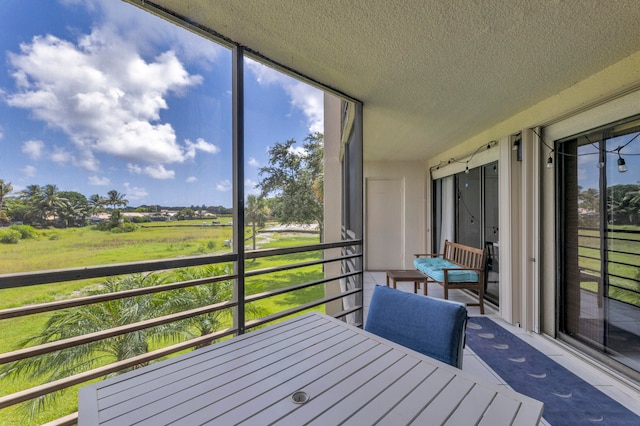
[
  {"xmin": 608, "ymin": 282, "xmax": 640, "ymax": 294},
  {"xmin": 0, "ymin": 240, "xmax": 362, "ymax": 290},
  {"xmin": 245, "ymin": 240, "xmax": 362, "ymax": 259},
  {"xmin": 579, "ymin": 255, "xmax": 640, "ymax": 272},
  {"xmin": 43, "ymin": 413, "xmax": 77, "ymax": 426},
  {"xmin": 0, "ymin": 274, "xmax": 237, "ymax": 320},
  {"xmin": 245, "ymin": 287, "xmax": 362, "ymax": 330},
  {"xmin": 579, "ymin": 227, "xmax": 640, "ymax": 235},
  {"xmin": 0, "ymin": 247, "xmax": 361, "ymax": 320},
  {"xmin": 0, "ymin": 300, "xmax": 236, "ymax": 365},
  {"xmin": 0, "ymin": 253, "xmax": 238, "ymax": 289},
  {"xmin": 0, "ymin": 327, "xmax": 235, "ymax": 409},
  {"xmin": 245, "ymin": 271, "xmax": 362, "ymax": 303},
  {"xmin": 245, "ymin": 252, "xmax": 361, "ymax": 278},
  {"xmin": 333, "ymin": 306, "xmax": 364, "ymax": 320}
]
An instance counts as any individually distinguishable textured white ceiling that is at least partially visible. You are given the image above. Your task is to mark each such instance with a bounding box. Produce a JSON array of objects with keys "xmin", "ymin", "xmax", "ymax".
[{"xmin": 150, "ymin": 0, "xmax": 640, "ymax": 161}]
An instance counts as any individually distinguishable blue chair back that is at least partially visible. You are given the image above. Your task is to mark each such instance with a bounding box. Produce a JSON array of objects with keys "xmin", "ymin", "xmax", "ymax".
[{"xmin": 365, "ymin": 285, "xmax": 467, "ymax": 368}]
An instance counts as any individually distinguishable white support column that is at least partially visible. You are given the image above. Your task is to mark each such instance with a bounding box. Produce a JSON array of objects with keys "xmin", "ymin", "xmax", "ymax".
[
  {"xmin": 520, "ymin": 128, "xmax": 541, "ymax": 333},
  {"xmin": 498, "ymin": 136, "xmax": 515, "ymax": 323}
]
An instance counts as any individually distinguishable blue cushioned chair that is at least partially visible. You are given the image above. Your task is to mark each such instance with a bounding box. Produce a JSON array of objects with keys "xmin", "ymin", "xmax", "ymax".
[{"xmin": 365, "ymin": 285, "xmax": 468, "ymax": 368}]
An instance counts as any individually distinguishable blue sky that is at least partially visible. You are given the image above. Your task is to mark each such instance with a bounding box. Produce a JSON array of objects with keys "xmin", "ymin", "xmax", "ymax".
[
  {"xmin": 576, "ymin": 132, "xmax": 640, "ymax": 192},
  {"xmin": 0, "ymin": 0, "xmax": 323, "ymax": 207}
]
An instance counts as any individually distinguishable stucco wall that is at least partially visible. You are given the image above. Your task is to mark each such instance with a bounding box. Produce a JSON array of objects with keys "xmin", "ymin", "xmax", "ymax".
[{"xmin": 363, "ymin": 161, "xmax": 426, "ymax": 270}]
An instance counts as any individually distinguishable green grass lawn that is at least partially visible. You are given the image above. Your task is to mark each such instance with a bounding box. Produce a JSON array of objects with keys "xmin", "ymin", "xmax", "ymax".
[
  {"xmin": 578, "ymin": 227, "xmax": 640, "ymax": 306},
  {"xmin": 0, "ymin": 223, "xmax": 323, "ymax": 425}
]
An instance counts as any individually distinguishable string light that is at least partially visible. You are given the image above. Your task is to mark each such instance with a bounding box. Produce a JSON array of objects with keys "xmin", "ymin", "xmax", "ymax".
[
  {"xmin": 617, "ymin": 151, "xmax": 627, "ymax": 173},
  {"xmin": 512, "ymin": 139, "xmax": 521, "ymax": 151},
  {"xmin": 430, "ymin": 140, "xmax": 498, "ymax": 173},
  {"xmin": 533, "ymin": 128, "xmax": 639, "ymax": 173}
]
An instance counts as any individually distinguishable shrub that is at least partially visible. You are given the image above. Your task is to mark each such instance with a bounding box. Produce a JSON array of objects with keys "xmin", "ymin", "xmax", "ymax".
[
  {"xmin": 0, "ymin": 229, "xmax": 21, "ymax": 244},
  {"xmin": 48, "ymin": 233, "xmax": 60, "ymax": 240},
  {"xmin": 121, "ymin": 223, "xmax": 137, "ymax": 233},
  {"xmin": 207, "ymin": 240, "xmax": 216, "ymax": 250},
  {"xmin": 9, "ymin": 224, "xmax": 37, "ymax": 239}
]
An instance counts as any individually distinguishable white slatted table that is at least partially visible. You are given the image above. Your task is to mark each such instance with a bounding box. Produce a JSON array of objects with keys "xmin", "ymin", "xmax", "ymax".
[{"xmin": 78, "ymin": 312, "xmax": 543, "ymax": 425}]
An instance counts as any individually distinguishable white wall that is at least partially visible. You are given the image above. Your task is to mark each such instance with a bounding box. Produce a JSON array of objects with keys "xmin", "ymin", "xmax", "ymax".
[{"xmin": 363, "ymin": 161, "xmax": 426, "ymax": 270}]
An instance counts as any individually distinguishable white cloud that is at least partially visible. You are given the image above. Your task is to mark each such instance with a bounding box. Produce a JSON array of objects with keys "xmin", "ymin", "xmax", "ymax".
[
  {"xmin": 143, "ymin": 164, "xmax": 175, "ymax": 179},
  {"xmin": 185, "ymin": 176, "xmax": 198, "ymax": 183},
  {"xmin": 246, "ymin": 58, "xmax": 324, "ymax": 134},
  {"xmin": 123, "ymin": 182, "xmax": 148, "ymax": 200},
  {"xmin": 127, "ymin": 163, "xmax": 143, "ymax": 174},
  {"xmin": 21, "ymin": 165, "xmax": 36, "ymax": 178},
  {"xmin": 184, "ymin": 138, "xmax": 220, "ymax": 160},
  {"xmin": 288, "ymin": 146, "xmax": 307, "ymax": 157},
  {"xmin": 51, "ymin": 146, "xmax": 72, "ymax": 164},
  {"xmin": 216, "ymin": 179, "xmax": 231, "ymax": 192},
  {"xmin": 89, "ymin": 0, "xmax": 223, "ymax": 67},
  {"xmin": 88, "ymin": 175, "xmax": 110, "ymax": 186},
  {"xmin": 128, "ymin": 162, "xmax": 174, "ymax": 179},
  {"xmin": 6, "ymin": 29, "xmax": 206, "ymax": 172},
  {"xmin": 248, "ymin": 157, "xmax": 260, "ymax": 167},
  {"xmin": 22, "ymin": 140, "xmax": 45, "ymax": 159},
  {"xmin": 245, "ymin": 179, "xmax": 260, "ymax": 196}
]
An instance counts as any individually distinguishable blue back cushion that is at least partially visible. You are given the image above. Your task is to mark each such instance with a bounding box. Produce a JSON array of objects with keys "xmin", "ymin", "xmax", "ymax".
[{"xmin": 365, "ymin": 285, "xmax": 467, "ymax": 367}]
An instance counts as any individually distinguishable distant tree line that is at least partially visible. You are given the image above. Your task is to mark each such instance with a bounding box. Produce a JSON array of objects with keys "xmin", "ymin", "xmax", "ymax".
[
  {"xmin": 578, "ymin": 183, "xmax": 640, "ymax": 227},
  {"xmin": 0, "ymin": 180, "xmax": 233, "ymax": 229}
]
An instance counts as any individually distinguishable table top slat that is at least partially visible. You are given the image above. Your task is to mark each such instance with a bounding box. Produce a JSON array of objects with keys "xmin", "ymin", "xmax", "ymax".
[
  {"xmin": 477, "ymin": 392, "xmax": 523, "ymax": 425},
  {"xmin": 100, "ymin": 321, "xmax": 342, "ymax": 424},
  {"xmin": 376, "ymin": 367, "xmax": 457, "ymax": 424},
  {"xmin": 97, "ymin": 314, "xmax": 325, "ymax": 400},
  {"xmin": 410, "ymin": 375, "xmax": 475, "ymax": 424},
  {"xmin": 235, "ymin": 342, "xmax": 392, "ymax": 426},
  {"xmin": 339, "ymin": 361, "xmax": 435, "ymax": 425},
  {"xmin": 444, "ymin": 384, "xmax": 499, "ymax": 425},
  {"xmin": 135, "ymin": 329, "xmax": 372, "ymax": 425},
  {"xmin": 305, "ymin": 354, "xmax": 424, "ymax": 425},
  {"xmin": 271, "ymin": 347, "xmax": 408, "ymax": 425},
  {"xmin": 78, "ymin": 312, "xmax": 543, "ymax": 426}
]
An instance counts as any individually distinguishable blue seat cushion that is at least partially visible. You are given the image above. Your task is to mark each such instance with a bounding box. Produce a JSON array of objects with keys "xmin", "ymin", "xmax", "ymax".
[
  {"xmin": 365, "ymin": 285, "xmax": 467, "ymax": 367},
  {"xmin": 414, "ymin": 257, "xmax": 479, "ymax": 282}
]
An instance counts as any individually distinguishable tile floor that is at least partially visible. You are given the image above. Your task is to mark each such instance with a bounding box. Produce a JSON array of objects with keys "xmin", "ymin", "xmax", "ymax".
[{"xmin": 362, "ymin": 271, "xmax": 640, "ymax": 423}]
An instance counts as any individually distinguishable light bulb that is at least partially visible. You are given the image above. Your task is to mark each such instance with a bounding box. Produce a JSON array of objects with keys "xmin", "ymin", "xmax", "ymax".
[
  {"xmin": 546, "ymin": 156, "xmax": 553, "ymax": 169},
  {"xmin": 618, "ymin": 157, "xmax": 627, "ymax": 173}
]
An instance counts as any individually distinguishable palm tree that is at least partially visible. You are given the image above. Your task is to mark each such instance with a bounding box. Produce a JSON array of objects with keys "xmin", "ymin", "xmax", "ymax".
[
  {"xmin": 0, "ymin": 273, "xmax": 179, "ymax": 418},
  {"xmin": 106, "ymin": 190, "xmax": 128, "ymax": 210},
  {"xmin": 0, "ymin": 179, "xmax": 13, "ymax": 222},
  {"xmin": 57, "ymin": 199, "xmax": 89, "ymax": 228},
  {"xmin": 88, "ymin": 194, "xmax": 106, "ymax": 215},
  {"xmin": 165, "ymin": 264, "xmax": 267, "ymax": 347},
  {"xmin": 39, "ymin": 184, "xmax": 67, "ymax": 224},
  {"xmin": 245, "ymin": 195, "xmax": 270, "ymax": 250}
]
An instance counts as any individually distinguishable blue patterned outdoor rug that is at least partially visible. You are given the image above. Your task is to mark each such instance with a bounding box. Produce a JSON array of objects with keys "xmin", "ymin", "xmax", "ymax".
[{"xmin": 466, "ymin": 317, "xmax": 639, "ymax": 425}]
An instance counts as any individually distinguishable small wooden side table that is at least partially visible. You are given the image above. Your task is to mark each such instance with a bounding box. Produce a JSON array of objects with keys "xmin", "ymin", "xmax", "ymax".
[{"xmin": 386, "ymin": 270, "xmax": 428, "ymax": 295}]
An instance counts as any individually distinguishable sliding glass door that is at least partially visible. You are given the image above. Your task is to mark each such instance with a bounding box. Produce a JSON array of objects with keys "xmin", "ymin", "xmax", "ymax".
[
  {"xmin": 433, "ymin": 161, "xmax": 499, "ymax": 305},
  {"xmin": 558, "ymin": 116, "xmax": 640, "ymax": 377}
]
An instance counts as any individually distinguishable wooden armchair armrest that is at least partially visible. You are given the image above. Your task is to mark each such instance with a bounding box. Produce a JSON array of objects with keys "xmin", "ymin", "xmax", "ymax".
[
  {"xmin": 442, "ymin": 267, "xmax": 482, "ymax": 273},
  {"xmin": 414, "ymin": 253, "xmax": 443, "ymax": 258}
]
